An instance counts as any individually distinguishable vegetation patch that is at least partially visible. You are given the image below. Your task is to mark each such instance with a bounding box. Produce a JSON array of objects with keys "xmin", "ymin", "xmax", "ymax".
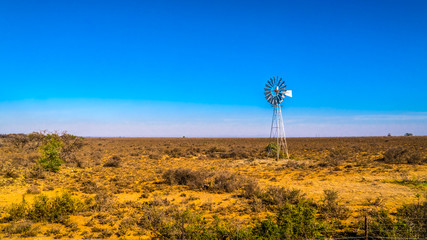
[
  {"xmin": 5, "ymin": 191, "xmax": 83, "ymax": 223},
  {"xmin": 0, "ymin": 134, "xmax": 426, "ymax": 238}
]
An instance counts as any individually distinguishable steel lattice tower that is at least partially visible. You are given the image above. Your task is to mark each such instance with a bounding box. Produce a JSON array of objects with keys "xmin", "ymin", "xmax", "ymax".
[{"xmin": 264, "ymin": 76, "xmax": 292, "ymax": 160}]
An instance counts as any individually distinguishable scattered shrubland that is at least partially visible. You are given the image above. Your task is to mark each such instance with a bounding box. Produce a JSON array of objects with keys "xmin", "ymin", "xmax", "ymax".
[{"xmin": 0, "ymin": 134, "xmax": 426, "ymax": 238}]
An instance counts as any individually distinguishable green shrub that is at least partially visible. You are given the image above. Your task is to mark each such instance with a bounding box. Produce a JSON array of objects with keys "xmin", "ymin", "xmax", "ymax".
[
  {"xmin": 6, "ymin": 196, "xmax": 29, "ymax": 221},
  {"xmin": 395, "ymin": 199, "xmax": 427, "ymax": 238},
  {"xmin": 38, "ymin": 134, "xmax": 63, "ymax": 172},
  {"xmin": 320, "ymin": 190, "xmax": 349, "ymax": 221},
  {"xmin": 157, "ymin": 209, "xmax": 207, "ymax": 239},
  {"xmin": 5, "ymin": 191, "xmax": 83, "ymax": 223},
  {"xmin": 208, "ymin": 216, "xmax": 254, "ymax": 239},
  {"xmin": 366, "ymin": 209, "xmax": 398, "ymax": 238},
  {"xmin": 253, "ymin": 201, "xmax": 326, "ymax": 239},
  {"xmin": 266, "ymin": 143, "xmax": 286, "ymax": 159},
  {"xmin": 363, "ymin": 200, "xmax": 427, "ymax": 239}
]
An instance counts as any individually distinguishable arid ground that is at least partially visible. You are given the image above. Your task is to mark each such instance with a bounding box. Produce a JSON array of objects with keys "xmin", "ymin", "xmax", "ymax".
[{"xmin": 0, "ymin": 134, "xmax": 426, "ymax": 239}]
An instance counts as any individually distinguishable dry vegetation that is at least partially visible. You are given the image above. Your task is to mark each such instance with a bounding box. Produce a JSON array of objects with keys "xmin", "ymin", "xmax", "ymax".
[{"xmin": 0, "ymin": 133, "xmax": 426, "ymax": 239}]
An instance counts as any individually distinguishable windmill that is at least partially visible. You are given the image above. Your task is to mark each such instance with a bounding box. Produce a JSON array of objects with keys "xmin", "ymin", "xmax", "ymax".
[{"xmin": 264, "ymin": 76, "xmax": 292, "ymax": 160}]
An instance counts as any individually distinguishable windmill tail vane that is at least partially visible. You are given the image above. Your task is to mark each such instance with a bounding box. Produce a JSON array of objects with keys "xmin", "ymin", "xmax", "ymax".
[{"xmin": 264, "ymin": 76, "xmax": 292, "ymax": 160}]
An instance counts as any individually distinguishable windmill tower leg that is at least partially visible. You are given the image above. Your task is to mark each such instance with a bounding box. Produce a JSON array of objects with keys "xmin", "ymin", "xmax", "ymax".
[
  {"xmin": 278, "ymin": 106, "xmax": 289, "ymax": 159},
  {"xmin": 276, "ymin": 106, "xmax": 280, "ymax": 161},
  {"xmin": 269, "ymin": 105, "xmax": 289, "ymax": 160}
]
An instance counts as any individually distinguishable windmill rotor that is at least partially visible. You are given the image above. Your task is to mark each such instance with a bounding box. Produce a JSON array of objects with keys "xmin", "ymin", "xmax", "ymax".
[{"xmin": 264, "ymin": 76, "xmax": 289, "ymax": 106}]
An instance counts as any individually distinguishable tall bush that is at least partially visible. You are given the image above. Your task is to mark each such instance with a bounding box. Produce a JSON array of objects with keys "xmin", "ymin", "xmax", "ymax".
[{"xmin": 38, "ymin": 134, "xmax": 63, "ymax": 172}]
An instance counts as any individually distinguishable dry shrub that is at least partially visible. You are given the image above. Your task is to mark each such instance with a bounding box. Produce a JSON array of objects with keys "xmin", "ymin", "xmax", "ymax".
[
  {"xmin": 2, "ymin": 220, "xmax": 40, "ymax": 237},
  {"xmin": 44, "ymin": 226, "xmax": 61, "ymax": 236},
  {"xmin": 138, "ymin": 206, "xmax": 169, "ymax": 232},
  {"xmin": 162, "ymin": 168, "xmax": 244, "ymax": 193},
  {"xmin": 278, "ymin": 160, "xmax": 307, "ymax": 170},
  {"xmin": 103, "ymin": 155, "xmax": 121, "ymax": 167},
  {"xmin": 148, "ymin": 195, "xmax": 170, "ymax": 207},
  {"xmin": 242, "ymin": 178, "xmax": 262, "ymax": 199},
  {"xmin": 11, "ymin": 156, "xmax": 31, "ymax": 167},
  {"xmin": 406, "ymin": 152, "xmax": 425, "ymax": 164},
  {"xmin": 91, "ymin": 227, "xmax": 113, "ymax": 238},
  {"xmin": 382, "ymin": 147, "xmax": 425, "ymax": 164},
  {"xmin": 162, "ymin": 168, "xmax": 207, "ymax": 189},
  {"xmin": 148, "ymin": 154, "xmax": 161, "ymax": 160},
  {"xmin": 205, "ymin": 146, "xmax": 226, "ymax": 159},
  {"xmin": 91, "ymin": 191, "xmax": 116, "ymax": 212},
  {"xmin": 3, "ymin": 168, "xmax": 19, "ymax": 179},
  {"xmin": 320, "ymin": 189, "xmax": 349, "ymax": 220},
  {"xmin": 365, "ymin": 196, "xmax": 384, "ymax": 207},
  {"xmin": 325, "ymin": 148, "xmax": 349, "ymax": 166},
  {"xmin": 211, "ymin": 171, "xmax": 242, "ymax": 192},
  {"xmin": 166, "ymin": 148, "xmax": 186, "ymax": 158},
  {"xmin": 260, "ymin": 186, "xmax": 303, "ymax": 206},
  {"xmin": 90, "ymin": 151, "xmax": 103, "ymax": 162},
  {"xmin": 116, "ymin": 216, "xmax": 138, "ymax": 237},
  {"xmin": 9, "ymin": 134, "xmax": 29, "ymax": 149},
  {"xmin": 26, "ymin": 185, "xmax": 41, "ymax": 194},
  {"xmin": 219, "ymin": 150, "xmax": 249, "ymax": 159},
  {"xmin": 80, "ymin": 180, "xmax": 99, "ymax": 194},
  {"xmin": 60, "ymin": 133, "xmax": 85, "ymax": 163},
  {"xmin": 26, "ymin": 165, "xmax": 45, "ymax": 179}
]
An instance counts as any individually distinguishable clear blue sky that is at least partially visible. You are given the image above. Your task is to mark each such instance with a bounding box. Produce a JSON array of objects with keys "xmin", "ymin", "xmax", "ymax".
[{"xmin": 1, "ymin": 0, "xmax": 426, "ymax": 137}]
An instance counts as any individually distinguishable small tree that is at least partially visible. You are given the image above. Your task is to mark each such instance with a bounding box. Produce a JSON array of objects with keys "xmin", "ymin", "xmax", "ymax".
[{"xmin": 38, "ymin": 134, "xmax": 63, "ymax": 172}]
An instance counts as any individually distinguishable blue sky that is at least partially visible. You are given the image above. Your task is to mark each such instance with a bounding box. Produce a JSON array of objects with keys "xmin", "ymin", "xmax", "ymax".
[{"xmin": 0, "ymin": 0, "xmax": 426, "ymax": 137}]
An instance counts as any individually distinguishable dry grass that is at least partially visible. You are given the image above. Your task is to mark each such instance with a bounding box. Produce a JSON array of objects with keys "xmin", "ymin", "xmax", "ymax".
[{"xmin": 0, "ymin": 135, "xmax": 426, "ymax": 239}]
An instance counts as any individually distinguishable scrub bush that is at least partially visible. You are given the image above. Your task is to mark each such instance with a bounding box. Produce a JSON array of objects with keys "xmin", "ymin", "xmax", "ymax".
[
  {"xmin": 103, "ymin": 155, "xmax": 121, "ymax": 167},
  {"xmin": 162, "ymin": 168, "xmax": 208, "ymax": 189},
  {"xmin": 38, "ymin": 134, "xmax": 63, "ymax": 172},
  {"xmin": 5, "ymin": 192, "xmax": 83, "ymax": 223},
  {"xmin": 265, "ymin": 142, "xmax": 286, "ymax": 159},
  {"xmin": 253, "ymin": 201, "xmax": 326, "ymax": 239}
]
